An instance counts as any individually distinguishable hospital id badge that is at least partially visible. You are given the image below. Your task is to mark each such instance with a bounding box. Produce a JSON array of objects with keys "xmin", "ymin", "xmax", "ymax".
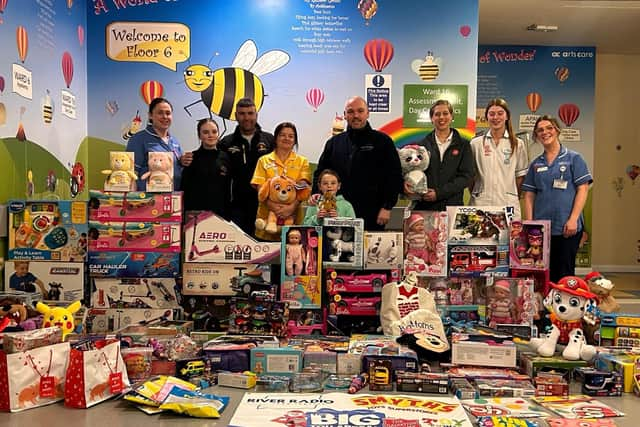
[{"xmin": 553, "ymin": 179, "xmax": 568, "ymax": 190}]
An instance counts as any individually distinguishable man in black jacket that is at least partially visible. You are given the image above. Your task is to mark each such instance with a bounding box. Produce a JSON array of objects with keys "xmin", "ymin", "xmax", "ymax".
[
  {"xmin": 219, "ymin": 98, "xmax": 274, "ymax": 235},
  {"xmin": 409, "ymin": 99, "xmax": 474, "ymax": 211},
  {"xmin": 314, "ymin": 96, "xmax": 403, "ymax": 230}
]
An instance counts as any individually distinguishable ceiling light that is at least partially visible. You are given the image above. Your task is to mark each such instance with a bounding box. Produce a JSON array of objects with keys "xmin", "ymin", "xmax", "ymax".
[{"xmin": 527, "ymin": 24, "xmax": 559, "ymax": 32}]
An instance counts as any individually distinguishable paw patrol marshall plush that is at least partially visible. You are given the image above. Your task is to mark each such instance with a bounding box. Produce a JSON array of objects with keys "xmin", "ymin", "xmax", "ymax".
[{"xmin": 529, "ymin": 276, "xmax": 598, "ymax": 361}]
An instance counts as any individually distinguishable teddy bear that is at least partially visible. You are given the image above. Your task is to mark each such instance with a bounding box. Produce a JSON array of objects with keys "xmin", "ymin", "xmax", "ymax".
[
  {"xmin": 255, "ymin": 175, "xmax": 311, "ymax": 234},
  {"xmin": 529, "ymin": 276, "xmax": 598, "ymax": 361},
  {"xmin": 140, "ymin": 152, "xmax": 173, "ymax": 191},
  {"xmin": 101, "ymin": 151, "xmax": 137, "ymax": 190},
  {"xmin": 582, "ymin": 271, "xmax": 620, "ymax": 345},
  {"xmin": 398, "ymin": 144, "xmax": 430, "ymax": 198}
]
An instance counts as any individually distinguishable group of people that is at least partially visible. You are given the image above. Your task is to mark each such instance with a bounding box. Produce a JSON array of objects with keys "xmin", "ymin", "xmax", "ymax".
[{"xmin": 125, "ymin": 95, "xmax": 592, "ymax": 282}]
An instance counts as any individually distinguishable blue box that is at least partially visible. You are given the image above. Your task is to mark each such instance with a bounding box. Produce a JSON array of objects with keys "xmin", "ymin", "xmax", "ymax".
[{"xmin": 88, "ymin": 251, "xmax": 181, "ymax": 278}]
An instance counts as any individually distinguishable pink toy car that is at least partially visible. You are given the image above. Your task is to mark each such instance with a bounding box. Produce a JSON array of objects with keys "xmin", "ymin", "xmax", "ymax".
[
  {"xmin": 331, "ymin": 295, "xmax": 381, "ymax": 316},
  {"xmin": 328, "ymin": 271, "xmax": 387, "ymax": 293},
  {"xmin": 286, "ymin": 320, "xmax": 326, "ymax": 336}
]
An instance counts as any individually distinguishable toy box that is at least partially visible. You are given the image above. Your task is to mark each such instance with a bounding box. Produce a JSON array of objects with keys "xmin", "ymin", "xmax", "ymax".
[
  {"xmin": 228, "ymin": 296, "xmax": 289, "ymax": 336},
  {"xmin": 329, "ymin": 294, "xmax": 381, "ymax": 316},
  {"xmin": 229, "ymin": 267, "xmax": 276, "ymax": 298},
  {"xmin": 475, "ymin": 378, "xmax": 536, "ymax": 397},
  {"xmin": 182, "ymin": 262, "xmax": 264, "ymax": 296},
  {"xmin": 303, "ymin": 349, "xmax": 337, "ymax": 373},
  {"xmin": 426, "ymin": 276, "xmax": 486, "ymax": 324},
  {"xmin": 280, "ymin": 226, "xmax": 322, "ymax": 309},
  {"xmin": 180, "ymin": 295, "xmax": 230, "ymax": 332},
  {"xmin": 403, "ymin": 210, "xmax": 448, "ymax": 276},
  {"xmin": 287, "ymin": 309, "xmax": 326, "ymax": 336},
  {"xmin": 448, "ymin": 244, "xmax": 509, "ymax": 277},
  {"xmin": 534, "ymin": 373, "xmax": 569, "ymax": 397},
  {"xmin": 250, "ymin": 347, "xmax": 303, "ymax": 377},
  {"xmin": 88, "ymin": 220, "xmax": 181, "ymax": 253},
  {"xmin": 485, "ymin": 277, "xmax": 535, "ymax": 333},
  {"xmin": 363, "ymin": 231, "xmax": 403, "ymax": 270},
  {"xmin": 395, "ymin": 371, "xmax": 449, "ymax": 394},
  {"xmin": 84, "ymin": 307, "xmax": 178, "ymax": 333},
  {"xmin": 326, "ymin": 269, "xmax": 388, "ymax": 294},
  {"xmin": 207, "ymin": 334, "xmax": 280, "ymax": 348},
  {"xmin": 322, "ymin": 218, "xmax": 364, "ymax": 269},
  {"xmin": 510, "ymin": 220, "xmax": 550, "ymax": 270},
  {"xmin": 450, "ymin": 377, "xmax": 478, "ymax": 399},
  {"xmin": 575, "ymin": 367, "xmax": 623, "ymax": 396},
  {"xmin": 368, "ymin": 359, "xmax": 393, "ymax": 391},
  {"xmin": 217, "ymin": 371, "xmax": 257, "ymax": 389},
  {"xmin": 519, "ymin": 352, "xmax": 588, "ymax": 380},
  {"xmin": 103, "ymin": 151, "xmax": 136, "ymax": 192},
  {"xmin": 88, "ymin": 251, "xmax": 180, "ymax": 278},
  {"xmin": 593, "ymin": 351, "xmax": 640, "ymax": 393},
  {"xmin": 446, "ymin": 205, "xmax": 512, "ymax": 245},
  {"xmin": 349, "ymin": 335, "xmax": 418, "ymax": 378},
  {"xmin": 451, "ymin": 332, "xmax": 517, "ymax": 368},
  {"xmin": 142, "ymin": 151, "xmax": 174, "ymax": 193},
  {"xmin": 599, "ymin": 312, "xmax": 640, "ymax": 347},
  {"xmin": 3, "ymin": 261, "xmax": 84, "ymax": 302},
  {"xmin": 8, "ymin": 200, "xmax": 88, "ymax": 261},
  {"xmin": 89, "ymin": 190, "xmax": 183, "ymax": 222},
  {"xmin": 91, "ymin": 277, "xmax": 180, "ymax": 309},
  {"xmin": 183, "ymin": 211, "xmax": 280, "ymax": 263},
  {"xmin": 203, "ymin": 340, "xmax": 257, "ymax": 372}
]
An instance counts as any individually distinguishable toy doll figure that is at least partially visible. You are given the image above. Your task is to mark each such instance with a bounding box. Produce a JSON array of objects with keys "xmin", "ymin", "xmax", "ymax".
[
  {"xmin": 487, "ymin": 280, "xmax": 516, "ymax": 328},
  {"xmin": 405, "ymin": 214, "xmax": 434, "ymax": 263},
  {"xmin": 285, "ymin": 229, "xmax": 306, "ymax": 276},
  {"xmin": 527, "ymin": 228, "xmax": 544, "ymax": 266}
]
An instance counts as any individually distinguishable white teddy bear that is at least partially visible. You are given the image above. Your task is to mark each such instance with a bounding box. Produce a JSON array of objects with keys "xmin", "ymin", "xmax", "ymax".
[{"xmin": 398, "ymin": 144, "xmax": 430, "ymax": 198}]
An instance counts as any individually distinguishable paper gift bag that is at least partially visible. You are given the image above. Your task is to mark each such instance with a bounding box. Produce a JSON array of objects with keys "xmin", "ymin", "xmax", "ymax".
[
  {"xmin": 0, "ymin": 342, "xmax": 70, "ymax": 412},
  {"xmin": 64, "ymin": 341, "xmax": 130, "ymax": 408}
]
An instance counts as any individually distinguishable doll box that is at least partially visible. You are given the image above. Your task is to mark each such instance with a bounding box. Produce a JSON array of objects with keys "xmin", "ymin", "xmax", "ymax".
[
  {"xmin": 250, "ymin": 347, "xmax": 303, "ymax": 377},
  {"xmin": 88, "ymin": 251, "xmax": 180, "ymax": 278},
  {"xmin": 182, "ymin": 262, "xmax": 263, "ymax": 296},
  {"xmin": 88, "ymin": 220, "xmax": 181, "ymax": 253},
  {"xmin": 363, "ymin": 231, "xmax": 403, "ymax": 270},
  {"xmin": 322, "ymin": 218, "xmax": 364, "ymax": 269},
  {"xmin": 3, "ymin": 261, "xmax": 84, "ymax": 303},
  {"xmin": 8, "ymin": 200, "xmax": 88, "ymax": 262},
  {"xmin": 448, "ymin": 244, "xmax": 509, "ymax": 277},
  {"xmin": 451, "ymin": 332, "xmax": 517, "ymax": 368},
  {"xmin": 446, "ymin": 206, "xmax": 512, "ymax": 246},
  {"xmin": 89, "ymin": 190, "xmax": 183, "ymax": 222},
  {"xmin": 509, "ymin": 220, "xmax": 550, "ymax": 271},
  {"xmin": 485, "ymin": 276, "xmax": 535, "ymax": 333},
  {"xmin": 91, "ymin": 278, "xmax": 180, "ymax": 310},
  {"xmin": 183, "ymin": 211, "xmax": 280, "ymax": 263},
  {"xmin": 84, "ymin": 307, "xmax": 178, "ymax": 333},
  {"xmin": 403, "ymin": 210, "xmax": 448, "ymax": 277},
  {"xmin": 280, "ymin": 226, "xmax": 323, "ymax": 309}
]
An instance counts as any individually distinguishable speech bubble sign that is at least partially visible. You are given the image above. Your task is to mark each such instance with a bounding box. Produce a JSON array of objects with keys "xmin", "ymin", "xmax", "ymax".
[{"xmin": 106, "ymin": 21, "xmax": 190, "ymax": 71}]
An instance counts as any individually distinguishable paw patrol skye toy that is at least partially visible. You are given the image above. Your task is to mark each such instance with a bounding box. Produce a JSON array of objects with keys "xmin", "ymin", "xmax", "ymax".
[{"xmin": 529, "ymin": 276, "xmax": 597, "ymax": 361}]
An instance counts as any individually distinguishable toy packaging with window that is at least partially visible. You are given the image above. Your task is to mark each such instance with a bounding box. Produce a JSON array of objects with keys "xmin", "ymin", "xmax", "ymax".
[
  {"xmin": 403, "ymin": 210, "xmax": 448, "ymax": 276},
  {"xmin": 510, "ymin": 220, "xmax": 550, "ymax": 270},
  {"xmin": 322, "ymin": 218, "xmax": 364, "ymax": 269},
  {"xmin": 446, "ymin": 206, "xmax": 512, "ymax": 246},
  {"xmin": 182, "ymin": 262, "xmax": 263, "ymax": 296},
  {"xmin": 280, "ymin": 226, "xmax": 322, "ymax": 309},
  {"xmin": 89, "ymin": 190, "xmax": 183, "ymax": 222},
  {"xmin": 287, "ymin": 309, "xmax": 326, "ymax": 336},
  {"xmin": 88, "ymin": 220, "xmax": 181, "ymax": 253},
  {"xmin": 88, "ymin": 251, "xmax": 180, "ymax": 278},
  {"xmin": 364, "ymin": 231, "xmax": 403, "ymax": 270},
  {"xmin": 3, "ymin": 261, "xmax": 84, "ymax": 302},
  {"xmin": 228, "ymin": 295, "xmax": 289, "ymax": 336},
  {"xmin": 183, "ymin": 211, "xmax": 279, "ymax": 263},
  {"xmin": 449, "ymin": 244, "xmax": 509, "ymax": 277},
  {"xmin": 91, "ymin": 277, "xmax": 179, "ymax": 310},
  {"xmin": 8, "ymin": 200, "xmax": 88, "ymax": 262},
  {"xmin": 84, "ymin": 308, "xmax": 177, "ymax": 333},
  {"xmin": 425, "ymin": 276, "xmax": 486, "ymax": 324},
  {"xmin": 102, "ymin": 151, "xmax": 137, "ymax": 192},
  {"xmin": 486, "ymin": 277, "xmax": 535, "ymax": 333},
  {"xmin": 141, "ymin": 151, "xmax": 174, "ymax": 192}
]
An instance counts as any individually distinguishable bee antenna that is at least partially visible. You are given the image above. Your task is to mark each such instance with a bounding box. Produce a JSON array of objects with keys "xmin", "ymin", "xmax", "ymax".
[{"xmin": 207, "ymin": 52, "xmax": 219, "ymax": 68}]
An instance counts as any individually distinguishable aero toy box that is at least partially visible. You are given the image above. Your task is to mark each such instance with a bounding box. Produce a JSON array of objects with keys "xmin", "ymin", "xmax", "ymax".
[
  {"xmin": 8, "ymin": 200, "xmax": 88, "ymax": 261},
  {"xmin": 322, "ymin": 218, "xmax": 364, "ymax": 269},
  {"xmin": 88, "ymin": 251, "xmax": 180, "ymax": 278},
  {"xmin": 403, "ymin": 210, "xmax": 448, "ymax": 277},
  {"xmin": 182, "ymin": 262, "xmax": 264, "ymax": 296},
  {"xmin": 446, "ymin": 206, "xmax": 512, "ymax": 246},
  {"xmin": 510, "ymin": 220, "xmax": 550, "ymax": 270},
  {"xmin": 88, "ymin": 220, "xmax": 181, "ymax": 252},
  {"xmin": 281, "ymin": 226, "xmax": 322, "ymax": 309},
  {"xmin": 89, "ymin": 190, "xmax": 183, "ymax": 222},
  {"xmin": 183, "ymin": 211, "xmax": 280, "ymax": 263},
  {"xmin": 91, "ymin": 277, "xmax": 179, "ymax": 309},
  {"xmin": 363, "ymin": 231, "xmax": 403, "ymax": 270},
  {"xmin": 4, "ymin": 261, "xmax": 84, "ymax": 302}
]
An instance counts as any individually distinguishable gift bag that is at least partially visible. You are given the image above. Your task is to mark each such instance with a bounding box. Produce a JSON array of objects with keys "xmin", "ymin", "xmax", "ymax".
[
  {"xmin": 0, "ymin": 342, "xmax": 70, "ymax": 412},
  {"xmin": 64, "ymin": 341, "xmax": 130, "ymax": 408}
]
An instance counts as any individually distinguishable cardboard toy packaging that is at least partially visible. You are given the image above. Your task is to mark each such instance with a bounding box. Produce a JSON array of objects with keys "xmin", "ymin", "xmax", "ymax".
[
  {"xmin": 102, "ymin": 151, "xmax": 137, "ymax": 192},
  {"xmin": 4, "ymin": 261, "xmax": 84, "ymax": 302},
  {"xmin": 403, "ymin": 210, "xmax": 448, "ymax": 277},
  {"xmin": 322, "ymin": 218, "xmax": 364, "ymax": 269},
  {"xmin": 446, "ymin": 205, "xmax": 512, "ymax": 246},
  {"xmin": 451, "ymin": 332, "xmax": 517, "ymax": 368},
  {"xmin": 8, "ymin": 200, "xmax": 88, "ymax": 262},
  {"xmin": 448, "ymin": 244, "xmax": 509, "ymax": 277},
  {"xmin": 250, "ymin": 347, "xmax": 303, "ymax": 377},
  {"xmin": 141, "ymin": 152, "xmax": 174, "ymax": 193},
  {"xmin": 363, "ymin": 231, "xmax": 403, "ymax": 270},
  {"xmin": 91, "ymin": 277, "xmax": 180, "ymax": 309},
  {"xmin": 88, "ymin": 220, "xmax": 181, "ymax": 253},
  {"xmin": 280, "ymin": 226, "xmax": 322, "ymax": 309},
  {"xmin": 88, "ymin": 251, "xmax": 180, "ymax": 278},
  {"xmin": 84, "ymin": 307, "xmax": 178, "ymax": 333},
  {"xmin": 509, "ymin": 220, "xmax": 550, "ymax": 271},
  {"xmin": 182, "ymin": 262, "xmax": 264, "ymax": 296},
  {"xmin": 89, "ymin": 190, "xmax": 183, "ymax": 222}
]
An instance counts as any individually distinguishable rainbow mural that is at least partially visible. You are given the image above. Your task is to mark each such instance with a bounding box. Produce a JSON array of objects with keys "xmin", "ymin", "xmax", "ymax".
[{"xmin": 380, "ymin": 117, "xmax": 476, "ymax": 147}]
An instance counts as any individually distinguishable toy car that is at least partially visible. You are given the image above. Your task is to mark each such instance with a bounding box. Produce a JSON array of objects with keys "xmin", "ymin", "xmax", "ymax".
[
  {"xmin": 331, "ymin": 295, "xmax": 381, "ymax": 316},
  {"xmin": 230, "ymin": 270, "xmax": 273, "ymax": 296},
  {"xmin": 286, "ymin": 319, "xmax": 325, "ymax": 336},
  {"xmin": 329, "ymin": 272, "xmax": 387, "ymax": 293}
]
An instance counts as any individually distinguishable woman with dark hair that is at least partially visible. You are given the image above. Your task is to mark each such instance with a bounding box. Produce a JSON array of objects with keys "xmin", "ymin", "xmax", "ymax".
[
  {"xmin": 251, "ymin": 122, "xmax": 311, "ymax": 241},
  {"xmin": 522, "ymin": 115, "xmax": 592, "ymax": 282},
  {"xmin": 180, "ymin": 118, "xmax": 232, "ymax": 217},
  {"xmin": 469, "ymin": 98, "xmax": 528, "ymax": 218},
  {"xmin": 126, "ymin": 97, "xmax": 192, "ymax": 190}
]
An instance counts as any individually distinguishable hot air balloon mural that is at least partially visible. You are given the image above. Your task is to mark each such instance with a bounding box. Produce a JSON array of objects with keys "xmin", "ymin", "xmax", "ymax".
[
  {"xmin": 140, "ymin": 80, "xmax": 164, "ymax": 105},
  {"xmin": 459, "ymin": 25, "xmax": 471, "ymax": 38},
  {"xmin": 305, "ymin": 88, "xmax": 325, "ymax": 112},
  {"xmin": 16, "ymin": 106, "xmax": 26, "ymax": 141},
  {"xmin": 61, "ymin": 51, "xmax": 74, "ymax": 88},
  {"xmin": 0, "ymin": 76, "xmax": 4, "ymax": 94},
  {"xmin": 66, "ymin": 0, "xmax": 72, "ymax": 9},
  {"xmin": 558, "ymin": 103, "xmax": 580, "ymax": 127},
  {"xmin": 358, "ymin": 0, "xmax": 377, "ymax": 25},
  {"xmin": 106, "ymin": 100, "xmax": 119, "ymax": 116},
  {"xmin": 0, "ymin": 0, "xmax": 8, "ymax": 14},
  {"xmin": 16, "ymin": 25, "xmax": 28, "ymax": 63},
  {"xmin": 554, "ymin": 66, "xmax": 570, "ymax": 83},
  {"xmin": 42, "ymin": 90, "xmax": 53, "ymax": 124},
  {"xmin": 77, "ymin": 25, "xmax": 84, "ymax": 47},
  {"xmin": 363, "ymin": 39, "xmax": 394, "ymax": 73},
  {"xmin": 525, "ymin": 92, "xmax": 542, "ymax": 113}
]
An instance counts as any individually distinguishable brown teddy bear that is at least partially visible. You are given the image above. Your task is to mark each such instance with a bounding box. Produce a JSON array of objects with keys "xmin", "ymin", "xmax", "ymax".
[
  {"xmin": 585, "ymin": 271, "xmax": 620, "ymax": 313},
  {"xmin": 255, "ymin": 175, "xmax": 311, "ymax": 234}
]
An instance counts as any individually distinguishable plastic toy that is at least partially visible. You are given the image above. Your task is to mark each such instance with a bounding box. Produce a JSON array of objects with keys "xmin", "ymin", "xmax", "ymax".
[
  {"xmin": 88, "ymin": 220, "xmax": 181, "ymax": 253},
  {"xmin": 36, "ymin": 300, "xmax": 81, "ymax": 339},
  {"xmin": 322, "ymin": 218, "xmax": 364, "ymax": 269},
  {"xmin": 285, "ymin": 229, "xmax": 305, "ymax": 276},
  {"xmin": 510, "ymin": 220, "xmax": 550, "ymax": 270},
  {"xmin": 447, "ymin": 206, "xmax": 511, "ymax": 245},
  {"xmin": 529, "ymin": 276, "xmax": 598, "ymax": 361},
  {"xmin": 255, "ymin": 175, "xmax": 310, "ymax": 234},
  {"xmin": 330, "ymin": 295, "xmax": 381, "ymax": 316},
  {"xmin": 363, "ymin": 231, "xmax": 403, "ymax": 270},
  {"xmin": 89, "ymin": 190, "xmax": 183, "ymax": 222},
  {"xmin": 140, "ymin": 152, "xmax": 173, "ymax": 192},
  {"xmin": 487, "ymin": 280, "xmax": 516, "ymax": 328},
  {"xmin": 327, "ymin": 271, "xmax": 387, "ymax": 293},
  {"xmin": 398, "ymin": 144, "xmax": 430, "ymax": 197},
  {"xmin": 325, "ymin": 226, "xmax": 355, "ymax": 263},
  {"xmin": 101, "ymin": 151, "xmax": 137, "ymax": 192}
]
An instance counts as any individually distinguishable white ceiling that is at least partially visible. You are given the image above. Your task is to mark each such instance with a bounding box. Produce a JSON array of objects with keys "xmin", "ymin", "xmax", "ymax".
[{"xmin": 479, "ymin": 0, "xmax": 640, "ymax": 54}]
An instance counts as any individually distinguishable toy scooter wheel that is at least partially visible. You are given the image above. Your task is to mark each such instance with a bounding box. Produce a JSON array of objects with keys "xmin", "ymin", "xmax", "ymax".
[
  {"xmin": 333, "ymin": 294, "xmax": 341, "ymax": 302},
  {"xmin": 329, "ymin": 271, "xmax": 337, "ymax": 279}
]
